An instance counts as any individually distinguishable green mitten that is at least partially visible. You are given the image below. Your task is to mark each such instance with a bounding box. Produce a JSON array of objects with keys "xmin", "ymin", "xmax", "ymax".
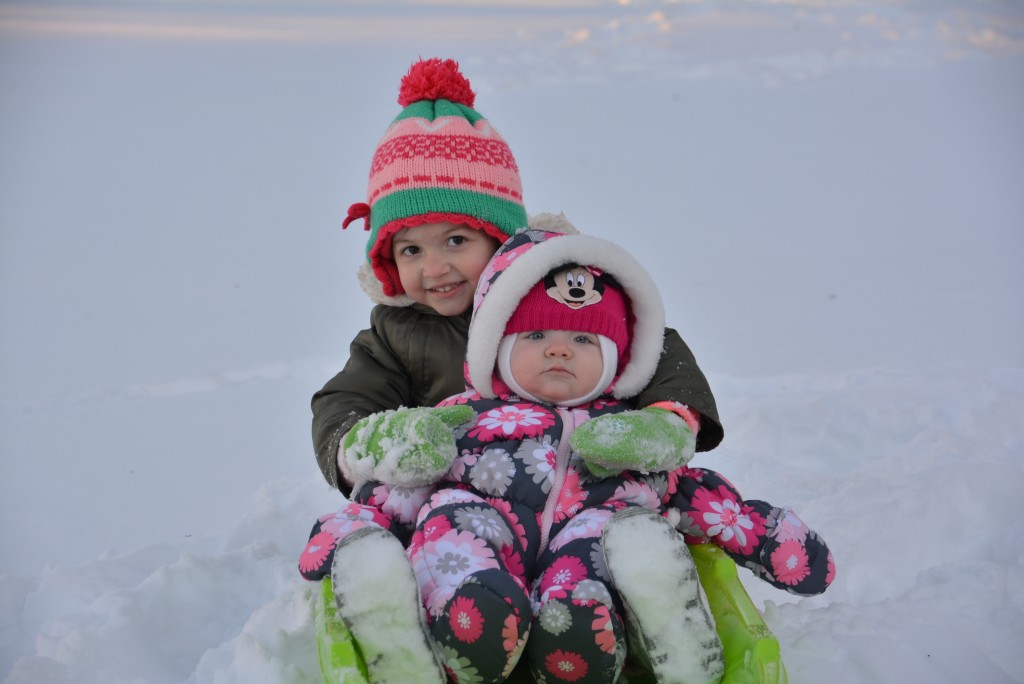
[
  {"xmin": 570, "ymin": 407, "xmax": 696, "ymax": 478},
  {"xmin": 341, "ymin": 405, "xmax": 476, "ymax": 487}
]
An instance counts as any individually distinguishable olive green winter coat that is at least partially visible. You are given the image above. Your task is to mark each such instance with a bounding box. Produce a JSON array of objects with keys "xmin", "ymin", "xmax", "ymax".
[{"xmin": 312, "ymin": 303, "xmax": 723, "ymax": 492}]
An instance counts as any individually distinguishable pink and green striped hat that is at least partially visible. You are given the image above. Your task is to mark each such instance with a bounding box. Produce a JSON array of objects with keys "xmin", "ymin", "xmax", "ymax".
[{"xmin": 344, "ymin": 58, "xmax": 529, "ymax": 298}]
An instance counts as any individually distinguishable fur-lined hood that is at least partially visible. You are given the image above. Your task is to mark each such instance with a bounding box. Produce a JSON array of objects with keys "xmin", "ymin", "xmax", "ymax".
[
  {"xmin": 465, "ymin": 229, "xmax": 666, "ymax": 402},
  {"xmin": 356, "ymin": 212, "xmax": 580, "ymax": 307}
]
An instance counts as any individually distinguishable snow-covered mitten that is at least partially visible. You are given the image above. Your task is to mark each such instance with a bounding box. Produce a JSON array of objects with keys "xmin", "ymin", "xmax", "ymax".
[
  {"xmin": 603, "ymin": 507, "xmax": 724, "ymax": 684},
  {"xmin": 570, "ymin": 407, "xmax": 695, "ymax": 478},
  {"xmin": 341, "ymin": 405, "xmax": 476, "ymax": 487}
]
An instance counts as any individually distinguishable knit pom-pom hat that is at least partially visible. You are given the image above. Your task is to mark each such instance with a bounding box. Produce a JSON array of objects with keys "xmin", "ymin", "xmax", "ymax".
[{"xmin": 344, "ymin": 58, "xmax": 529, "ymax": 299}]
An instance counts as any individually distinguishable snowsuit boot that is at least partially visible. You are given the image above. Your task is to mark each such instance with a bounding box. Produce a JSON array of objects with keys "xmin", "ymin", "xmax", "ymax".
[
  {"xmin": 604, "ymin": 507, "xmax": 725, "ymax": 684},
  {"xmin": 330, "ymin": 526, "xmax": 445, "ymax": 684}
]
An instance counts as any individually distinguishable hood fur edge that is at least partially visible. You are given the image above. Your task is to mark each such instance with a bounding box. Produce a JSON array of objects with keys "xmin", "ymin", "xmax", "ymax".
[{"xmin": 466, "ymin": 233, "xmax": 665, "ymax": 401}]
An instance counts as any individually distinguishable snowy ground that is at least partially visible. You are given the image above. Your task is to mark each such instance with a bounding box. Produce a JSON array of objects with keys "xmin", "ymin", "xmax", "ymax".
[{"xmin": 1, "ymin": 1, "xmax": 1023, "ymax": 682}]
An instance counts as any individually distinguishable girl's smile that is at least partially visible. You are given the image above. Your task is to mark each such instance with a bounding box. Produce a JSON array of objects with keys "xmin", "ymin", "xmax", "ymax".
[{"xmin": 392, "ymin": 222, "xmax": 500, "ymax": 316}]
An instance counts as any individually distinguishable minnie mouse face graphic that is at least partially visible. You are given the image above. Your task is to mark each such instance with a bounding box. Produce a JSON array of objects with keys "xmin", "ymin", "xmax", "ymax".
[{"xmin": 544, "ymin": 264, "xmax": 604, "ymax": 309}]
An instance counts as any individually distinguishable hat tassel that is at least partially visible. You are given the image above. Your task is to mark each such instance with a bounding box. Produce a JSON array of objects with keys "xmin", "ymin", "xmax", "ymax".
[{"xmin": 342, "ymin": 202, "xmax": 371, "ymax": 230}]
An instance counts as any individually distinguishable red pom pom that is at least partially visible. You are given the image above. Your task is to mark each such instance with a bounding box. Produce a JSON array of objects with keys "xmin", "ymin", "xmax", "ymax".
[{"xmin": 397, "ymin": 58, "xmax": 476, "ymax": 108}]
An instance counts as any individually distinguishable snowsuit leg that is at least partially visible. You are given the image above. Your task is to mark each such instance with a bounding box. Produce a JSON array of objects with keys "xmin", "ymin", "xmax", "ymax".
[
  {"xmin": 299, "ymin": 500, "xmax": 398, "ymax": 581},
  {"xmin": 409, "ymin": 488, "xmax": 533, "ymax": 684},
  {"xmin": 527, "ymin": 506, "xmax": 628, "ymax": 684},
  {"xmin": 664, "ymin": 466, "xmax": 835, "ymax": 595},
  {"xmin": 297, "ymin": 480, "xmax": 429, "ymax": 580}
]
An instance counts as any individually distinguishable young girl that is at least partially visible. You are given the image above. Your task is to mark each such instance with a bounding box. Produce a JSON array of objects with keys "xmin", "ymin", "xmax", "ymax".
[{"xmin": 309, "ymin": 58, "xmax": 723, "ymax": 497}]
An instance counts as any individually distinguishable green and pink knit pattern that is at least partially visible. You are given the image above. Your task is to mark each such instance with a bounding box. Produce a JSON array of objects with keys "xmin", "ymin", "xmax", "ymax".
[{"xmin": 356, "ymin": 58, "xmax": 528, "ymax": 297}]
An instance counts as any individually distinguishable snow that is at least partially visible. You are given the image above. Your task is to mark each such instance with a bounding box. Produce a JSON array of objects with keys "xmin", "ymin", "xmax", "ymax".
[{"xmin": 1, "ymin": 0, "xmax": 1022, "ymax": 682}]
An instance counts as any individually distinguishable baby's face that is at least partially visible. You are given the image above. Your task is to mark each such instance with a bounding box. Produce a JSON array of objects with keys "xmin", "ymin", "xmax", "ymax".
[
  {"xmin": 509, "ymin": 330, "xmax": 604, "ymax": 405},
  {"xmin": 393, "ymin": 222, "xmax": 499, "ymax": 316}
]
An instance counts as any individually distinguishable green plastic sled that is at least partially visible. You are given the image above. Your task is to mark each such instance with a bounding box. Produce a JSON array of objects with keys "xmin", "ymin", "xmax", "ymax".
[
  {"xmin": 316, "ymin": 543, "xmax": 786, "ymax": 683},
  {"xmin": 316, "ymin": 577, "xmax": 370, "ymax": 684},
  {"xmin": 689, "ymin": 543, "xmax": 788, "ymax": 684}
]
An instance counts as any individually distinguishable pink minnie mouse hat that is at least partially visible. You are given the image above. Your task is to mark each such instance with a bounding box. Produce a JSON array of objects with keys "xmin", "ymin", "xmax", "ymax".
[
  {"xmin": 344, "ymin": 58, "xmax": 529, "ymax": 300},
  {"xmin": 498, "ymin": 265, "xmax": 631, "ymax": 406}
]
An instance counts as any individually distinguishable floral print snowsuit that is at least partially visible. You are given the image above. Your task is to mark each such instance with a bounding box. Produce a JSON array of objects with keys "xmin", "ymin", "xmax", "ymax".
[
  {"xmin": 408, "ymin": 391, "xmax": 667, "ymax": 684},
  {"xmin": 299, "ymin": 394, "xmax": 835, "ymax": 683},
  {"xmin": 300, "ymin": 392, "xmax": 667, "ymax": 683}
]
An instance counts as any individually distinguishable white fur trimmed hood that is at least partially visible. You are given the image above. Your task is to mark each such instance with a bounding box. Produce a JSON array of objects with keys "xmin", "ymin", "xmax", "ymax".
[{"xmin": 465, "ymin": 229, "xmax": 666, "ymax": 402}]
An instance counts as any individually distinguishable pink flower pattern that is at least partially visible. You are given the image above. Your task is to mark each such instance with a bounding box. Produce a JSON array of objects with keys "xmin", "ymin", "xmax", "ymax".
[
  {"xmin": 591, "ymin": 604, "xmax": 618, "ymax": 654},
  {"xmin": 519, "ymin": 439, "xmax": 557, "ymax": 491},
  {"xmin": 485, "ymin": 497, "xmax": 529, "ymax": 549},
  {"xmin": 454, "ymin": 448, "xmax": 484, "ymax": 481},
  {"xmin": 502, "ymin": 612, "xmax": 523, "ymax": 654},
  {"xmin": 438, "ymin": 389, "xmax": 480, "ymax": 407},
  {"xmin": 539, "ymin": 555, "xmax": 588, "ymax": 601},
  {"xmin": 376, "ymin": 483, "xmax": 431, "ymax": 526},
  {"xmin": 469, "ymin": 404, "xmax": 554, "ymax": 440},
  {"xmin": 770, "ymin": 506, "xmax": 810, "ymax": 545},
  {"xmin": 498, "ymin": 542, "xmax": 526, "ymax": 579},
  {"xmin": 691, "ymin": 485, "xmax": 767, "ymax": 556},
  {"xmin": 609, "ymin": 478, "xmax": 662, "ymax": 510},
  {"xmin": 315, "ymin": 502, "xmax": 393, "ymax": 546},
  {"xmin": 421, "ymin": 514, "xmax": 454, "ymax": 543},
  {"xmin": 546, "ymin": 649, "xmax": 588, "ymax": 682},
  {"xmin": 548, "ymin": 508, "xmax": 613, "ymax": 553},
  {"xmin": 553, "ymin": 469, "xmax": 587, "ymax": 522},
  {"xmin": 449, "ymin": 596, "xmax": 485, "ymax": 643},
  {"xmin": 413, "ymin": 529, "xmax": 499, "ymax": 617},
  {"xmin": 770, "ymin": 539, "xmax": 811, "ymax": 586},
  {"xmin": 298, "ymin": 531, "xmax": 336, "ymax": 574}
]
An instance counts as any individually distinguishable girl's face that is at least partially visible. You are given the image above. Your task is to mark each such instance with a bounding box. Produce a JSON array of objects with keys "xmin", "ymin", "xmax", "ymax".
[
  {"xmin": 509, "ymin": 330, "xmax": 604, "ymax": 405},
  {"xmin": 392, "ymin": 222, "xmax": 500, "ymax": 316}
]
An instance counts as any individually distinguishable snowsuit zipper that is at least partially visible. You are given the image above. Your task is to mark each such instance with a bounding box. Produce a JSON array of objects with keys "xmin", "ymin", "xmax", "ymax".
[{"xmin": 536, "ymin": 407, "xmax": 577, "ymax": 558}]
